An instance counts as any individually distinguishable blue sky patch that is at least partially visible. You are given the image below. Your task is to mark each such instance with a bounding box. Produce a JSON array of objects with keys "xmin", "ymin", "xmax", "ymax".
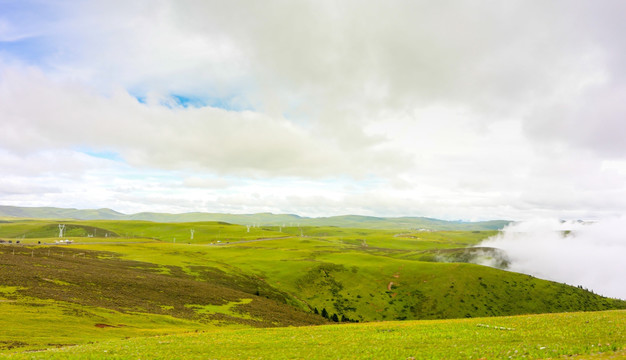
[
  {"xmin": 0, "ymin": 36, "xmax": 56, "ymax": 66},
  {"xmin": 79, "ymin": 149, "xmax": 124, "ymax": 162},
  {"xmin": 132, "ymin": 93, "xmax": 252, "ymax": 112},
  {"xmin": 171, "ymin": 94, "xmax": 207, "ymax": 108}
]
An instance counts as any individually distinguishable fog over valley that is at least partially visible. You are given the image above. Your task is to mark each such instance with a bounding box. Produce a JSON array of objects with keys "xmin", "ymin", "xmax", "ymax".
[{"xmin": 479, "ymin": 217, "xmax": 626, "ymax": 300}]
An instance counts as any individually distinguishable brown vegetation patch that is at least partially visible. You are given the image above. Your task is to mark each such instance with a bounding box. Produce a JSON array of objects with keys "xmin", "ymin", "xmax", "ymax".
[
  {"xmin": 94, "ymin": 323, "xmax": 116, "ymax": 328},
  {"xmin": 0, "ymin": 246, "xmax": 324, "ymax": 328},
  {"xmin": 0, "ymin": 341, "xmax": 27, "ymax": 350}
]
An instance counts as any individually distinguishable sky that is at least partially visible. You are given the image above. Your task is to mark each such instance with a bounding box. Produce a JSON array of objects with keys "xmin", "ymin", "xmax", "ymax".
[{"xmin": 1, "ymin": 0, "xmax": 626, "ymax": 220}]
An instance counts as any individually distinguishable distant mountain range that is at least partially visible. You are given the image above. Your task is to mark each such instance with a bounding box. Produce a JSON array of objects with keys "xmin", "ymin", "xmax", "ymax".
[{"xmin": 0, "ymin": 205, "xmax": 510, "ymax": 230}]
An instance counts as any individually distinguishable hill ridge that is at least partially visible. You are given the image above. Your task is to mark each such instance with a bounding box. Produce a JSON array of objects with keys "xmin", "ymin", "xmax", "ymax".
[{"xmin": 0, "ymin": 205, "xmax": 510, "ymax": 230}]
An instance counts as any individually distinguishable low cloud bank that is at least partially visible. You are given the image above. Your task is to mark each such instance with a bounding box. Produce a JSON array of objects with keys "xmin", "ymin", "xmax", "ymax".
[{"xmin": 478, "ymin": 217, "xmax": 626, "ymax": 300}]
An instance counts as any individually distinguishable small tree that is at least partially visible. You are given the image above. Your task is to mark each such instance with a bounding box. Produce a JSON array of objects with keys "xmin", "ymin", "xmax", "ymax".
[
  {"xmin": 321, "ymin": 308, "xmax": 329, "ymax": 319},
  {"xmin": 331, "ymin": 313, "xmax": 339, "ymax": 322},
  {"xmin": 314, "ymin": 307, "xmax": 319, "ymax": 315}
]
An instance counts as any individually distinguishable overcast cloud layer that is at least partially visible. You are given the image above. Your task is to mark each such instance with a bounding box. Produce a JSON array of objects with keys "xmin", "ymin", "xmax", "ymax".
[
  {"xmin": 1, "ymin": 1, "xmax": 626, "ymax": 219},
  {"xmin": 479, "ymin": 218, "xmax": 626, "ymax": 300}
]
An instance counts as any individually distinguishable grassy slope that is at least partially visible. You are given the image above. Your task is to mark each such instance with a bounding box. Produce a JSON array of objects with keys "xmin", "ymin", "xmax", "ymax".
[
  {"xmin": 0, "ymin": 244, "xmax": 325, "ymax": 353},
  {"xmin": 5, "ymin": 219, "xmax": 621, "ymax": 318},
  {"xmin": 0, "ymin": 295, "xmax": 214, "ymax": 353},
  {"xmin": 2, "ymin": 220, "xmax": 623, "ymax": 323},
  {"xmin": 1, "ymin": 218, "xmax": 625, "ymax": 356},
  {"xmin": 0, "ymin": 245, "xmax": 323, "ymax": 325},
  {"xmin": 81, "ymin": 238, "xmax": 623, "ymax": 323},
  {"xmin": 7, "ymin": 310, "xmax": 625, "ymax": 359}
]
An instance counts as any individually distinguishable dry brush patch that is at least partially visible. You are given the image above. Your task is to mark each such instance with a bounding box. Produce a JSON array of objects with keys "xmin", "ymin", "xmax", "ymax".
[{"xmin": 0, "ymin": 246, "xmax": 324, "ymax": 328}]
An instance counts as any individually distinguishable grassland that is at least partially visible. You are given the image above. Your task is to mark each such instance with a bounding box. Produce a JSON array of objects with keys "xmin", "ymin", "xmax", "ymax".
[
  {"xmin": 6, "ymin": 310, "xmax": 625, "ymax": 359},
  {"xmin": 1, "ymin": 218, "xmax": 624, "ymax": 357}
]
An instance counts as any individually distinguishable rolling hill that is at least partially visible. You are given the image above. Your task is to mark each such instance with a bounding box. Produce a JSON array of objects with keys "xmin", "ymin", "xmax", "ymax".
[
  {"xmin": 1, "ymin": 217, "xmax": 623, "ymax": 356},
  {"xmin": 0, "ymin": 205, "xmax": 510, "ymax": 230}
]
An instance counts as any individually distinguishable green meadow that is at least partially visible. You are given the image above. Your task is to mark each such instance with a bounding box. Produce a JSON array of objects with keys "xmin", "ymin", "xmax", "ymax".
[
  {"xmin": 1, "ymin": 218, "xmax": 624, "ymax": 358},
  {"xmin": 4, "ymin": 310, "xmax": 624, "ymax": 360}
]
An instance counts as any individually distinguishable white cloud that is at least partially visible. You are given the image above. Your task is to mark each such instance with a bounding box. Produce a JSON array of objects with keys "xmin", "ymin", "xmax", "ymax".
[
  {"xmin": 0, "ymin": 63, "xmax": 407, "ymax": 178},
  {"xmin": 182, "ymin": 177, "xmax": 233, "ymax": 190},
  {"xmin": 1, "ymin": 1, "xmax": 626, "ymax": 219},
  {"xmin": 479, "ymin": 218, "xmax": 626, "ymax": 300}
]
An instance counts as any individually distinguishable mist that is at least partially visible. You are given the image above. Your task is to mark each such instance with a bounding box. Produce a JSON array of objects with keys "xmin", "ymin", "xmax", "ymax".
[{"xmin": 478, "ymin": 217, "xmax": 626, "ymax": 300}]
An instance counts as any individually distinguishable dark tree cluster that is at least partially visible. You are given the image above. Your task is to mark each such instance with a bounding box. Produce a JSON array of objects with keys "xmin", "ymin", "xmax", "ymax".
[{"xmin": 314, "ymin": 307, "xmax": 358, "ymax": 323}]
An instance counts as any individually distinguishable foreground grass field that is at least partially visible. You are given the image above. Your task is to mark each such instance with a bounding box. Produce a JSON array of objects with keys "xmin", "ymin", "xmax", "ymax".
[{"xmin": 7, "ymin": 310, "xmax": 625, "ymax": 359}]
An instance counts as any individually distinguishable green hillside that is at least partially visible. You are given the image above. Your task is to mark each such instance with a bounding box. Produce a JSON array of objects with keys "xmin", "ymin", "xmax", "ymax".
[
  {"xmin": 72, "ymin": 231, "xmax": 622, "ymax": 322},
  {"xmin": 1, "ymin": 218, "xmax": 624, "ymax": 356},
  {"xmin": 0, "ymin": 206, "xmax": 125, "ymax": 220},
  {"xmin": 0, "ymin": 246, "xmax": 322, "ymax": 328}
]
